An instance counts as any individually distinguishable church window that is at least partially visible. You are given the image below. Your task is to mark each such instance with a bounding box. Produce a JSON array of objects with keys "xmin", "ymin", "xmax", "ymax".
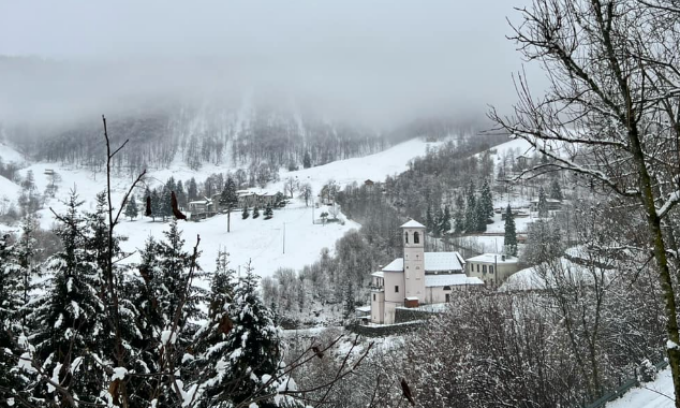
[
  {"xmin": 414, "ymin": 232, "xmax": 420, "ymax": 244},
  {"xmin": 404, "ymin": 232, "xmax": 409, "ymax": 244},
  {"xmin": 373, "ymin": 294, "xmax": 376, "ymax": 301},
  {"xmin": 395, "ymin": 285, "xmax": 399, "ymax": 293}
]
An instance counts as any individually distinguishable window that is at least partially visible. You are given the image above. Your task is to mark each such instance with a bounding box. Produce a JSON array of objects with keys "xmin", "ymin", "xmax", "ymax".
[
  {"xmin": 395, "ymin": 285, "xmax": 399, "ymax": 293},
  {"xmin": 476, "ymin": 264, "xmax": 480, "ymax": 272},
  {"xmin": 489, "ymin": 266, "xmax": 494, "ymax": 274},
  {"xmin": 373, "ymin": 294, "xmax": 376, "ymax": 301},
  {"xmin": 414, "ymin": 232, "xmax": 420, "ymax": 244},
  {"xmin": 483, "ymin": 265, "xmax": 487, "ymax": 274},
  {"xmin": 445, "ymin": 294, "xmax": 450, "ymax": 302},
  {"xmin": 404, "ymin": 232, "xmax": 409, "ymax": 244}
]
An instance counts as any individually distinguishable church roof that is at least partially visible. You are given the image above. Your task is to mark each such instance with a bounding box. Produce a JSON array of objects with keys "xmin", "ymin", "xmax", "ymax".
[
  {"xmin": 382, "ymin": 252, "xmax": 465, "ymax": 273},
  {"xmin": 425, "ymin": 274, "xmax": 484, "ymax": 287},
  {"xmin": 400, "ymin": 219, "xmax": 426, "ymax": 229}
]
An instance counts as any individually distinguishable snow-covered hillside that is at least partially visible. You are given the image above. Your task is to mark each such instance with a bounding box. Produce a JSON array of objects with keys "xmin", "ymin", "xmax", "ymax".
[{"xmin": 1, "ymin": 137, "xmax": 438, "ymax": 278}]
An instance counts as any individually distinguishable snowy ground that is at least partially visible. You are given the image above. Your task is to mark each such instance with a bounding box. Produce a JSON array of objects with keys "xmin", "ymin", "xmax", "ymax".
[
  {"xmin": 0, "ymin": 138, "xmax": 439, "ymax": 279},
  {"xmin": 606, "ymin": 369, "xmax": 675, "ymax": 408}
]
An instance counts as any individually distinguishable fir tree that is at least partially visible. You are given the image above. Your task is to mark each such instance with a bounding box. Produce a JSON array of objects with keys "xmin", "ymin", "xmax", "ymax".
[
  {"xmin": 125, "ymin": 194, "xmax": 138, "ymax": 220},
  {"xmin": 241, "ymin": 205, "xmax": 250, "ymax": 220},
  {"xmin": 537, "ymin": 187, "xmax": 549, "ymax": 218},
  {"xmin": 176, "ymin": 180, "xmax": 187, "ymax": 209},
  {"xmin": 439, "ymin": 205, "xmax": 452, "ymax": 235},
  {"xmin": 454, "ymin": 209, "xmax": 465, "ymax": 233},
  {"xmin": 465, "ymin": 181, "xmax": 477, "ymax": 232},
  {"xmin": 481, "ymin": 179, "xmax": 494, "ymax": 221},
  {"xmin": 150, "ymin": 188, "xmax": 161, "ymax": 222},
  {"xmin": 188, "ymin": 177, "xmax": 199, "ymax": 202},
  {"xmin": 426, "ymin": 204, "xmax": 435, "ymax": 233},
  {"xmin": 343, "ymin": 281, "xmax": 355, "ymax": 320},
  {"xmin": 219, "ymin": 177, "xmax": 239, "ymax": 232},
  {"xmin": 264, "ymin": 203, "xmax": 273, "ymax": 220},
  {"xmin": 160, "ymin": 187, "xmax": 173, "ymax": 222},
  {"xmin": 194, "ymin": 267, "xmax": 286, "ymax": 408},
  {"xmin": 474, "ymin": 200, "xmax": 487, "ymax": 232},
  {"xmin": 28, "ymin": 191, "xmax": 108, "ymax": 405},
  {"xmin": 303, "ymin": 151, "xmax": 312, "ymax": 169},
  {"xmin": 503, "ymin": 204, "xmax": 518, "ymax": 257},
  {"xmin": 550, "ymin": 178, "xmax": 563, "ymax": 201},
  {"xmin": 252, "ymin": 205, "xmax": 260, "ymax": 219}
]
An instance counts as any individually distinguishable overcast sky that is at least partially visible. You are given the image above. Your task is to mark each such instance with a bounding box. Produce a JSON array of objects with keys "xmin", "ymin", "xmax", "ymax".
[{"xmin": 0, "ymin": 0, "xmax": 543, "ymax": 126}]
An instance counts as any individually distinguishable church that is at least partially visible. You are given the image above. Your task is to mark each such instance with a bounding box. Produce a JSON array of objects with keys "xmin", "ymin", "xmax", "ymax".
[{"xmin": 370, "ymin": 219, "xmax": 483, "ymax": 324}]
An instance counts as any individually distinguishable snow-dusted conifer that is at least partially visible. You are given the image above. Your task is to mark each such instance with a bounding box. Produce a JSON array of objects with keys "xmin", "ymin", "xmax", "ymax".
[
  {"xmin": 481, "ymin": 179, "xmax": 494, "ymax": 221},
  {"xmin": 125, "ymin": 194, "xmax": 138, "ymax": 220},
  {"xmin": 241, "ymin": 205, "xmax": 250, "ymax": 220},
  {"xmin": 537, "ymin": 187, "xmax": 549, "ymax": 218},
  {"xmin": 253, "ymin": 205, "xmax": 260, "ymax": 219},
  {"xmin": 264, "ymin": 203, "xmax": 273, "ymax": 220},
  {"xmin": 550, "ymin": 178, "xmax": 563, "ymax": 201},
  {"xmin": 503, "ymin": 204, "xmax": 518, "ymax": 257},
  {"xmin": 28, "ymin": 191, "xmax": 108, "ymax": 405}
]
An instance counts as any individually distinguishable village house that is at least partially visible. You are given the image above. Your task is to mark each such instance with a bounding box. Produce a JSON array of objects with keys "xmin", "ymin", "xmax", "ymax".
[
  {"xmin": 370, "ymin": 219, "xmax": 483, "ymax": 325},
  {"xmin": 466, "ymin": 253, "xmax": 519, "ymax": 287}
]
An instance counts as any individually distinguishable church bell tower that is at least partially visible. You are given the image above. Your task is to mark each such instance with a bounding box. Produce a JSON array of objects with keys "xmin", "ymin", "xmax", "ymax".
[{"xmin": 401, "ymin": 219, "xmax": 426, "ymax": 301}]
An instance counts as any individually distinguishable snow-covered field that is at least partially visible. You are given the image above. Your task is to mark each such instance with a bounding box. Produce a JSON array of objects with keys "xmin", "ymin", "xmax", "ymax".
[
  {"xmin": 0, "ymin": 138, "xmax": 438, "ymax": 278},
  {"xmin": 607, "ymin": 369, "xmax": 675, "ymax": 408}
]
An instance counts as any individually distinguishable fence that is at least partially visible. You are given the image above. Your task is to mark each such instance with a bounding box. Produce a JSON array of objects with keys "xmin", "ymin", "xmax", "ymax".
[
  {"xmin": 345, "ymin": 320, "xmax": 426, "ymax": 337},
  {"xmin": 583, "ymin": 359, "xmax": 669, "ymax": 408}
]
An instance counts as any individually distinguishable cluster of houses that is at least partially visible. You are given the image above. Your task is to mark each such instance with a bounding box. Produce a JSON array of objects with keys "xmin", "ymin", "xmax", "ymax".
[
  {"xmin": 188, "ymin": 189, "xmax": 281, "ymax": 220},
  {"xmin": 363, "ymin": 219, "xmax": 520, "ymax": 325}
]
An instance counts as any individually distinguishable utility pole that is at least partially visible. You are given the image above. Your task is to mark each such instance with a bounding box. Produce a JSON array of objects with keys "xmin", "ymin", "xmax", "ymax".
[{"xmin": 283, "ymin": 222, "xmax": 286, "ymax": 254}]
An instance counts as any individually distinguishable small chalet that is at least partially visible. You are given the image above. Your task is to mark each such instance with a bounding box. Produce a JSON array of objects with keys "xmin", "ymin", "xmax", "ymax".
[
  {"xmin": 466, "ymin": 253, "xmax": 519, "ymax": 287},
  {"xmin": 370, "ymin": 219, "xmax": 483, "ymax": 324},
  {"xmin": 236, "ymin": 189, "xmax": 278, "ymax": 208}
]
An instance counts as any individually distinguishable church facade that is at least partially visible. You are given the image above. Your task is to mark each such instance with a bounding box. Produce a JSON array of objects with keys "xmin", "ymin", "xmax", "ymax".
[{"xmin": 370, "ymin": 219, "xmax": 483, "ymax": 324}]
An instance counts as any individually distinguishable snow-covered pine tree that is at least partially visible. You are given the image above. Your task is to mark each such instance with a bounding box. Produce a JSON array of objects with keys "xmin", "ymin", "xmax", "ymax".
[
  {"xmin": 188, "ymin": 177, "xmax": 198, "ymax": 203},
  {"xmin": 537, "ymin": 187, "xmax": 549, "ymax": 218},
  {"xmin": 465, "ymin": 181, "xmax": 476, "ymax": 232},
  {"xmin": 125, "ymin": 194, "xmax": 138, "ymax": 220},
  {"xmin": 14, "ymin": 215, "xmax": 36, "ymax": 318},
  {"xmin": 176, "ymin": 180, "xmax": 187, "ymax": 209},
  {"xmin": 426, "ymin": 204, "xmax": 435, "ymax": 233},
  {"xmin": 264, "ymin": 203, "xmax": 273, "ymax": 220},
  {"xmin": 252, "ymin": 206, "xmax": 260, "ymax": 219},
  {"xmin": 241, "ymin": 205, "xmax": 250, "ymax": 220},
  {"xmin": 550, "ymin": 178, "xmax": 563, "ymax": 201},
  {"xmin": 150, "ymin": 189, "xmax": 161, "ymax": 222},
  {"xmin": 439, "ymin": 205, "xmax": 452, "ymax": 235},
  {"xmin": 160, "ymin": 187, "xmax": 173, "ymax": 222},
  {"xmin": 28, "ymin": 191, "xmax": 108, "ymax": 405},
  {"xmin": 197, "ymin": 266, "xmax": 285, "ymax": 408},
  {"xmin": 481, "ymin": 179, "xmax": 494, "ymax": 221},
  {"xmin": 503, "ymin": 204, "xmax": 518, "ymax": 257},
  {"xmin": 219, "ymin": 177, "xmax": 239, "ymax": 232},
  {"xmin": 303, "ymin": 151, "xmax": 312, "ymax": 169},
  {"xmin": 343, "ymin": 281, "xmax": 355, "ymax": 320},
  {"xmin": 474, "ymin": 200, "xmax": 487, "ymax": 232},
  {"xmin": 0, "ymin": 230, "xmax": 29, "ymax": 403}
]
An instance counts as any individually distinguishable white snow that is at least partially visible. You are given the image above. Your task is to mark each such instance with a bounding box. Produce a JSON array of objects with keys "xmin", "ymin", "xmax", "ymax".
[
  {"xmin": 111, "ymin": 367, "xmax": 128, "ymax": 381},
  {"xmin": 424, "ymin": 274, "xmax": 483, "ymax": 287},
  {"xmin": 1, "ymin": 137, "xmax": 438, "ymax": 280},
  {"xmin": 606, "ymin": 368, "xmax": 675, "ymax": 408},
  {"xmin": 383, "ymin": 252, "xmax": 464, "ymax": 273},
  {"xmin": 161, "ymin": 330, "xmax": 177, "ymax": 346}
]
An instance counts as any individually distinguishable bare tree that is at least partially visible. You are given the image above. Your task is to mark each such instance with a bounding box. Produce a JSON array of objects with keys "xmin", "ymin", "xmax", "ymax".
[{"xmin": 489, "ymin": 0, "xmax": 680, "ymax": 403}]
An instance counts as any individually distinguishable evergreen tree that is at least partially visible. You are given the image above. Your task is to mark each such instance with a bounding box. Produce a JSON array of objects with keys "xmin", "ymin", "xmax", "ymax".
[
  {"xmin": 439, "ymin": 205, "xmax": 452, "ymax": 235},
  {"xmin": 550, "ymin": 178, "xmax": 563, "ymax": 201},
  {"xmin": 219, "ymin": 177, "xmax": 239, "ymax": 232},
  {"xmin": 537, "ymin": 187, "xmax": 549, "ymax": 218},
  {"xmin": 252, "ymin": 205, "xmax": 260, "ymax": 219},
  {"xmin": 454, "ymin": 209, "xmax": 465, "ymax": 233},
  {"xmin": 150, "ymin": 188, "xmax": 161, "ymax": 221},
  {"xmin": 0, "ymin": 230, "xmax": 28, "ymax": 400},
  {"xmin": 125, "ymin": 194, "xmax": 139, "ymax": 220},
  {"xmin": 197, "ymin": 267, "xmax": 283, "ymax": 408},
  {"xmin": 503, "ymin": 204, "xmax": 518, "ymax": 257},
  {"xmin": 481, "ymin": 179, "xmax": 494, "ymax": 221},
  {"xmin": 176, "ymin": 180, "xmax": 187, "ymax": 209},
  {"xmin": 15, "ymin": 215, "xmax": 36, "ymax": 316},
  {"xmin": 303, "ymin": 151, "xmax": 312, "ymax": 169},
  {"xmin": 264, "ymin": 203, "xmax": 273, "ymax": 220},
  {"xmin": 426, "ymin": 204, "xmax": 435, "ymax": 233},
  {"xmin": 28, "ymin": 192, "xmax": 108, "ymax": 405},
  {"xmin": 465, "ymin": 181, "xmax": 477, "ymax": 232},
  {"xmin": 160, "ymin": 187, "xmax": 173, "ymax": 222},
  {"xmin": 241, "ymin": 205, "xmax": 250, "ymax": 220},
  {"xmin": 474, "ymin": 200, "xmax": 487, "ymax": 232},
  {"xmin": 188, "ymin": 177, "xmax": 199, "ymax": 202},
  {"xmin": 343, "ymin": 282, "xmax": 355, "ymax": 320}
]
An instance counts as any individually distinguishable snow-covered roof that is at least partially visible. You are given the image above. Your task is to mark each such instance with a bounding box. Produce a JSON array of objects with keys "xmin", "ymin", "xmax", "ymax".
[
  {"xmin": 383, "ymin": 252, "xmax": 464, "ymax": 273},
  {"xmin": 467, "ymin": 253, "xmax": 518, "ymax": 264},
  {"xmin": 499, "ymin": 257, "xmax": 611, "ymax": 292},
  {"xmin": 405, "ymin": 296, "xmax": 419, "ymax": 300},
  {"xmin": 356, "ymin": 306, "xmax": 371, "ymax": 313},
  {"xmin": 371, "ymin": 271, "xmax": 384, "ymax": 278},
  {"xmin": 425, "ymin": 274, "xmax": 484, "ymax": 287},
  {"xmin": 400, "ymin": 219, "xmax": 426, "ymax": 229}
]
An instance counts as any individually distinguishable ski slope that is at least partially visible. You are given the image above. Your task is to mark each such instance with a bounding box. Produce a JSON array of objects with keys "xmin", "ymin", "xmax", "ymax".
[{"xmin": 1, "ymin": 137, "xmax": 438, "ymax": 278}]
